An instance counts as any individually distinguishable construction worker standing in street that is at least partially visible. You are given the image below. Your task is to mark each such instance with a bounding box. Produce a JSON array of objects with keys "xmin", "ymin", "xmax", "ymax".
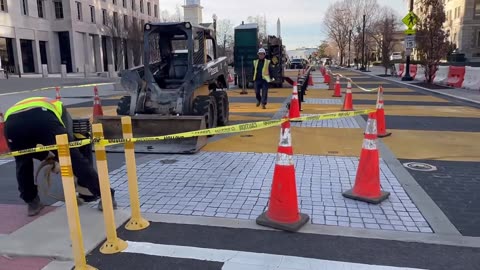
[
  {"xmin": 253, "ymin": 48, "xmax": 273, "ymax": 109},
  {"xmin": 3, "ymin": 97, "xmax": 116, "ymax": 216}
]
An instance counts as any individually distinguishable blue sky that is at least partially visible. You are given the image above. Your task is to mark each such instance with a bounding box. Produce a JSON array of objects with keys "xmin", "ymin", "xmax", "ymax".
[{"xmin": 159, "ymin": 0, "xmax": 409, "ymax": 50}]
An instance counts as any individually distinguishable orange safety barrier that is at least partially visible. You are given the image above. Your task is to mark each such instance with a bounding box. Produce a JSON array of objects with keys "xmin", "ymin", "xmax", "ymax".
[
  {"xmin": 447, "ymin": 66, "xmax": 466, "ymax": 88},
  {"xmin": 409, "ymin": 64, "xmax": 417, "ymax": 79},
  {"xmin": 398, "ymin": 64, "xmax": 405, "ymax": 77}
]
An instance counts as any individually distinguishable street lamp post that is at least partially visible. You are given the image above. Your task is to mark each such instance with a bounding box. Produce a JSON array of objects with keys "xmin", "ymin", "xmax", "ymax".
[
  {"xmin": 402, "ymin": 0, "xmax": 414, "ymax": 81},
  {"xmin": 348, "ymin": 29, "xmax": 352, "ymax": 67},
  {"xmin": 360, "ymin": 14, "xmax": 366, "ymax": 71}
]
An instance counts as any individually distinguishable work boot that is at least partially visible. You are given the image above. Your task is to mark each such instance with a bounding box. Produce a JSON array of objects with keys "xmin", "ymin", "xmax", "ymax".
[
  {"xmin": 27, "ymin": 196, "xmax": 45, "ymax": 217},
  {"xmin": 256, "ymin": 101, "xmax": 260, "ymax": 107},
  {"xmin": 98, "ymin": 195, "xmax": 118, "ymax": 211},
  {"xmin": 262, "ymin": 104, "xmax": 266, "ymax": 109}
]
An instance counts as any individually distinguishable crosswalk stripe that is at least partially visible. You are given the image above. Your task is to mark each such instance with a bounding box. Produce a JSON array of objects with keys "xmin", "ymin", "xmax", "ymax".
[{"xmin": 123, "ymin": 241, "xmax": 426, "ymax": 270}]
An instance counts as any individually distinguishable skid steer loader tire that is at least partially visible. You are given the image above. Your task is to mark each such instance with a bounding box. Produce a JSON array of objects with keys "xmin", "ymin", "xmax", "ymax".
[
  {"xmin": 117, "ymin": 96, "xmax": 131, "ymax": 116},
  {"xmin": 210, "ymin": 91, "xmax": 229, "ymax": 126},
  {"xmin": 193, "ymin": 96, "xmax": 218, "ymax": 131}
]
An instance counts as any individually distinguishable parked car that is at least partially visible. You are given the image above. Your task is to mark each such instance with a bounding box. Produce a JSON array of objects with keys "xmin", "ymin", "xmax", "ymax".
[
  {"xmin": 390, "ymin": 52, "xmax": 402, "ymax": 61},
  {"xmin": 290, "ymin": 58, "xmax": 308, "ymax": 69}
]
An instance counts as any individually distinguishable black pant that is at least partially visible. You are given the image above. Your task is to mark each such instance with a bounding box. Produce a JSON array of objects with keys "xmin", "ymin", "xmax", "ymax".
[
  {"xmin": 4, "ymin": 107, "xmax": 108, "ymax": 203},
  {"xmin": 255, "ymin": 79, "xmax": 269, "ymax": 105}
]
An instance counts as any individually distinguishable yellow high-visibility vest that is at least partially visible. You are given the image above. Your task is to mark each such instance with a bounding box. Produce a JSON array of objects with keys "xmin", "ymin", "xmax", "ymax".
[
  {"xmin": 253, "ymin": 59, "xmax": 272, "ymax": 82},
  {"xmin": 4, "ymin": 97, "xmax": 65, "ymax": 127}
]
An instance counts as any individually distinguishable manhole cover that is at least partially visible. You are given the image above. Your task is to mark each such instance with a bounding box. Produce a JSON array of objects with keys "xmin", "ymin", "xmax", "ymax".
[
  {"xmin": 403, "ymin": 162, "xmax": 437, "ymax": 172},
  {"xmin": 160, "ymin": 159, "xmax": 178, "ymax": 164},
  {"xmin": 240, "ymin": 135, "xmax": 254, "ymax": 137}
]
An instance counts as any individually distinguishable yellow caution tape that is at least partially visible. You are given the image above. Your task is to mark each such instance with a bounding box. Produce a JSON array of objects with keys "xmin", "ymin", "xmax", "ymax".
[
  {"xmin": 0, "ymin": 82, "xmax": 116, "ymax": 97},
  {"xmin": 328, "ymin": 70, "xmax": 379, "ymax": 93},
  {"xmin": 0, "ymin": 109, "xmax": 375, "ymax": 158},
  {"xmin": 0, "ymin": 139, "xmax": 92, "ymax": 159},
  {"xmin": 95, "ymin": 109, "xmax": 375, "ymax": 147}
]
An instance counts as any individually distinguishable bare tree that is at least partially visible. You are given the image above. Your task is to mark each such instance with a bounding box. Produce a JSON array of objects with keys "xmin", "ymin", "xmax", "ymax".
[
  {"xmin": 104, "ymin": 14, "xmax": 128, "ymax": 71},
  {"xmin": 128, "ymin": 19, "xmax": 144, "ymax": 66},
  {"xmin": 369, "ymin": 7, "xmax": 398, "ymax": 75},
  {"xmin": 160, "ymin": 5, "xmax": 183, "ymax": 22},
  {"xmin": 323, "ymin": 1, "xmax": 350, "ymax": 65},
  {"xmin": 415, "ymin": 0, "xmax": 450, "ymax": 83},
  {"xmin": 247, "ymin": 15, "xmax": 267, "ymax": 44}
]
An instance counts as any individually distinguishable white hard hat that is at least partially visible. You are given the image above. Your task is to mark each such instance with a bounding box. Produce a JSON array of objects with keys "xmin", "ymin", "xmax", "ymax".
[{"xmin": 258, "ymin": 48, "xmax": 266, "ymax": 54}]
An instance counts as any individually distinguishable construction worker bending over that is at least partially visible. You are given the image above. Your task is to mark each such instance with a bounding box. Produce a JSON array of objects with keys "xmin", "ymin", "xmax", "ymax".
[
  {"xmin": 3, "ymin": 97, "xmax": 116, "ymax": 216},
  {"xmin": 253, "ymin": 48, "xmax": 274, "ymax": 109}
]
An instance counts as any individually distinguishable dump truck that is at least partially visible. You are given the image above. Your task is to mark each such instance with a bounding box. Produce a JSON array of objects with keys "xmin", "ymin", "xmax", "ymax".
[
  {"xmin": 93, "ymin": 22, "xmax": 230, "ymax": 154},
  {"xmin": 266, "ymin": 35, "xmax": 285, "ymax": 88},
  {"xmin": 233, "ymin": 22, "xmax": 259, "ymax": 89}
]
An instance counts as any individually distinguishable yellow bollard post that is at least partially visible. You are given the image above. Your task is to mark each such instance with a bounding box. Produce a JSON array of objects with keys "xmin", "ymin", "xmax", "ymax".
[
  {"xmin": 55, "ymin": 134, "xmax": 97, "ymax": 270},
  {"xmin": 92, "ymin": 123, "xmax": 128, "ymax": 254},
  {"xmin": 121, "ymin": 116, "xmax": 150, "ymax": 230}
]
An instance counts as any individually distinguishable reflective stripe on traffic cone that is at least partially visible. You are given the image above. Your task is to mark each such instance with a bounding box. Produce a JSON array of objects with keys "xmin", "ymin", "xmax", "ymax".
[
  {"xmin": 342, "ymin": 112, "xmax": 390, "ymax": 204},
  {"xmin": 376, "ymin": 86, "xmax": 392, "ymax": 138},
  {"xmin": 333, "ymin": 75, "xmax": 342, "ymax": 97},
  {"xmin": 256, "ymin": 119, "xmax": 310, "ymax": 232},
  {"xmin": 341, "ymin": 81, "xmax": 354, "ymax": 111},
  {"xmin": 289, "ymin": 82, "xmax": 302, "ymax": 122},
  {"xmin": 93, "ymin": 86, "xmax": 104, "ymax": 117}
]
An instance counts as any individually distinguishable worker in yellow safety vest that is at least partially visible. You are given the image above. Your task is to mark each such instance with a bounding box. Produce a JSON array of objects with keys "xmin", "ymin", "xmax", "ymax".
[
  {"xmin": 3, "ymin": 97, "xmax": 116, "ymax": 216},
  {"xmin": 253, "ymin": 48, "xmax": 274, "ymax": 109}
]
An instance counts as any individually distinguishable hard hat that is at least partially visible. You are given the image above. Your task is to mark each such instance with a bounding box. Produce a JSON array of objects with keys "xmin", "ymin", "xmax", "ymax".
[{"xmin": 258, "ymin": 48, "xmax": 266, "ymax": 54}]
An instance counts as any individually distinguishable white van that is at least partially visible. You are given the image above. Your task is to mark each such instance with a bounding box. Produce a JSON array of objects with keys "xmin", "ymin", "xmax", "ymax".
[{"xmin": 390, "ymin": 52, "xmax": 402, "ymax": 61}]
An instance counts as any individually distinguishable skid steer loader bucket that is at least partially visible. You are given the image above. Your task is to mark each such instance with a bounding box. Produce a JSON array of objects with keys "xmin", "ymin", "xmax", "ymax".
[{"xmin": 93, "ymin": 115, "xmax": 208, "ymax": 154}]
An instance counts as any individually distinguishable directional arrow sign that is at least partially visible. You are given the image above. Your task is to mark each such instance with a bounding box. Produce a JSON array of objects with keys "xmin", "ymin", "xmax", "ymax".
[
  {"xmin": 404, "ymin": 29, "xmax": 416, "ymax": 35},
  {"xmin": 402, "ymin": 11, "xmax": 419, "ymax": 29}
]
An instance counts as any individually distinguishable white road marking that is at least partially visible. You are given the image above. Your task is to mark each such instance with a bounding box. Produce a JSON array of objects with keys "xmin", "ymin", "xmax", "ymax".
[
  {"xmin": 0, "ymin": 159, "xmax": 13, "ymax": 166},
  {"xmin": 123, "ymin": 241, "xmax": 426, "ymax": 270}
]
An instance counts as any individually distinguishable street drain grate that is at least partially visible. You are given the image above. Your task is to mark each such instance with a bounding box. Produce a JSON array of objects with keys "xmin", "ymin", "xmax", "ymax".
[
  {"xmin": 160, "ymin": 159, "xmax": 178, "ymax": 164},
  {"xmin": 240, "ymin": 135, "xmax": 254, "ymax": 137},
  {"xmin": 403, "ymin": 162, "xmax": 437, "ymax": 172}
]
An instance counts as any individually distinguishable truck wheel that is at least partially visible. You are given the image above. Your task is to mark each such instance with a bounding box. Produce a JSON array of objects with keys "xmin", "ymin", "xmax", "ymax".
[
  {"xmin": 210, "ymin": 91, "xmax": 229, "ymax": 126},
  {"xmin": 117, "ymin": 96, "xmax": 131, "ymax": 116},
  {"xmin": 193, "ymin": 96, "xmax": 218, "ymax": 131}
]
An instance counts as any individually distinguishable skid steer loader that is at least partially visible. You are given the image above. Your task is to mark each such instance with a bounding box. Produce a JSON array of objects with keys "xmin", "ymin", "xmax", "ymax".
[{"xmin": 94, "ymin": 22, "xmax": 230, "ymax": 154}]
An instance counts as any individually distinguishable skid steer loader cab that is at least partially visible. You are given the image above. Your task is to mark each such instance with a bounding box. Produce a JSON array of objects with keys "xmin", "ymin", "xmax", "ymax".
[{"xmin": 94, "ymin": 22, "xmax": 230, "ymax": 154}]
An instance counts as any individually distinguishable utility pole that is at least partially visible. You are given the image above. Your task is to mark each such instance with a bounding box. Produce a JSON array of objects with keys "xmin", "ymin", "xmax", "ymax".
[
  {"xmin": 360, "ymin": 14, "xmax": 366, "ymax": 71},
  {"xmin": 402, "ymin": 0, "xmax": 414, "ymax": 81},
  {"xmin": 348, "ymin": 29, "xmax": 352, "ymax": 67}
]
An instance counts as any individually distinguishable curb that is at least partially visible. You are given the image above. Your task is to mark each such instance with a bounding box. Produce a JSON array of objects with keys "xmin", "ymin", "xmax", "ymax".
[{"xmin": 345, "ymin": 67, "xmax": 480, "ymax": 106}]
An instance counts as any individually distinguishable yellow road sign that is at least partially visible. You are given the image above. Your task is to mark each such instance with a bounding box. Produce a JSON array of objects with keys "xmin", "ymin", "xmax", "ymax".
[
  {"xmin": 402, "ymin": 11, "xmax": 419, "ymax": 28},
  {"xmin": 404, "ymin": 29, "xmax": 416, "ymax": 35}
]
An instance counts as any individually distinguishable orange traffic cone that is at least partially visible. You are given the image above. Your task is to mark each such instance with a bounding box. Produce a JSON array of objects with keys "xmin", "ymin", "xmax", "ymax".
[
  {"xmin": 0, "ymin": 112, "xmax": 10, "ymax": 154},
  {"xmin": 332, "ymin": 75, "xmax": 342, "ymax": 97},
  {"xmin": 308, "ymin": 74, "xmax": 314, "ymax": 86},
  {"xmin": 289, "ymin": 82, "xmax": 301, "ymax": 122},
  {"xmin": 323, "ymin": 70, "xmax": 330, "ymax": 84},
  {"xmin": 256, "ymin": 118, "xmax": 310, "ymax": 232},
  {"xmin": 93, "ymin": 86, "xmax": 104, "ymax": 117},
  {"xmin": 341, "ymin": 81, "xmax": 354, "ymax": 111},
  {"xmin": 376, "ymin": 86, "xmax": 392, "ymax": 138},
  {"xmin": 342, "ymin": 112, "xmax": 390, "ymax": 204},
  {"xmin": 55, "ymin": 86, "xmax": 61, "ymax": 100}
]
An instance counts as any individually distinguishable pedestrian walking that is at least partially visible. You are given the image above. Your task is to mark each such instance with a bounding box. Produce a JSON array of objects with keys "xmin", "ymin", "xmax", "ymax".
[
  {"xmin": 3, "ymin": 97, "xmax": 116, "ymax": 216},
  {"xmin": 253, "ymin": 48, "xmax": 273, "ymax": 109}
]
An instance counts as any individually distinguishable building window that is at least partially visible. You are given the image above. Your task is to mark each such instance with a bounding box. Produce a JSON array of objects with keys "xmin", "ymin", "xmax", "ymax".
[
  {"xmin": 133, "ymin": 17, "xmax": 137, "ymax": 28},
  {"xmin": 54, "ymin": 0, "xmax": 64, "ymax": 19},
  {"xmin": 154, "ymin": 4, "xmax": 158, "ymax": 17},
  {"xmin": 140, "ymin": 0, "xmax": 144, "ymax": 13},
  {"xmin": 140, "ymin": 19, "xmax": 144, "ymax": 28},
  {"xmin": 113, "ymin": 12, "xmax": 118, "ymax": 27},
  {"xmin": 124, "ymin": 15, "xmax": 128, "ymax": 29},
  {"xmin": 102, "ymin": 9, "xmax": 107, "ymax": 25},
  {"xmin": 113, "ymin": 0, "xmax": 117, "ymax": 4},
  {"xmin": 90, "ymin": 5, "xmax": 95, "ymax": 23},
  {"xmin": 37, "ymin": 0, "xmax": 44, "ymax": 18},
  {"xmin": 21, "ymin": 0, "xmax": 28, "ymax": 15},
  {"xmin": 0, "ymin": 0, "xmax": 7, "ymax": 12},
  {"xmin": 476, "ymin": 0, "xmax": 480, "ymax": 18},
  {"xmin": 132, "ymin": 0, "xmax": 135, "ymax": 10},
  {"xmin": 147, "ymin": 2, "xmax": 151, "ymax": 15},
  {"xmin": 76, "ymin": 2, "xmax": 82, "ymax": 21},
  {"xmin": 123, "ymin": 0, "xmax": 127, "ymax": 8},
  {"xmin": 477, "ymin": 31, "xmax": 480, "ymax": 47}
]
